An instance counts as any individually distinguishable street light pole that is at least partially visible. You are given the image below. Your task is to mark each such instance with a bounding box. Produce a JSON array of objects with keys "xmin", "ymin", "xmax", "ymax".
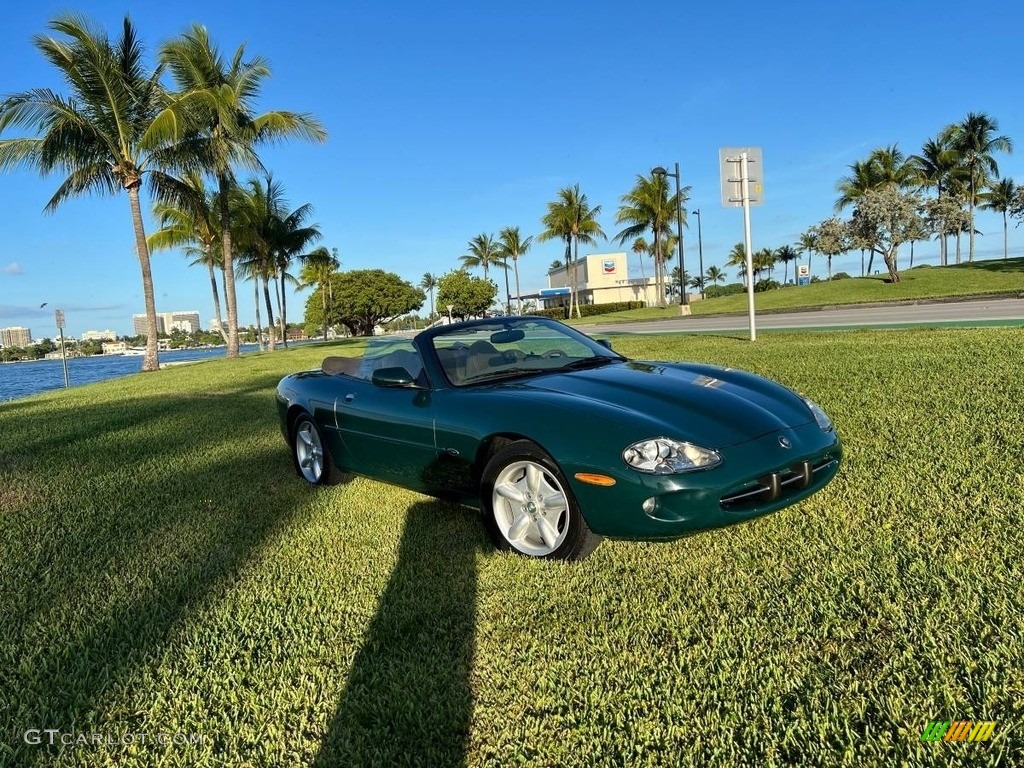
[
  {"xmin": 693, "ymin": 208, "xmax": 705, "ymax": 299},
  {"xmin": 652, "ymin": 164, "xmax": 688, "ymax": 313}
]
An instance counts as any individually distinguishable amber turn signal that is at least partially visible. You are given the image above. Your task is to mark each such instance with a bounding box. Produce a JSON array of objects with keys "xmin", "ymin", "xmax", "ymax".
[{"xmin": 574, "ymin": 472, "xmax": 616, "ymax": 486}]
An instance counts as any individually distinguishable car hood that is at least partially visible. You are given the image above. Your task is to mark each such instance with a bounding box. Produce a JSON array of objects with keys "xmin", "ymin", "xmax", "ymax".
[{"xmin": 502, "ymin": 360, "xmax": 816, "ymax": 448}]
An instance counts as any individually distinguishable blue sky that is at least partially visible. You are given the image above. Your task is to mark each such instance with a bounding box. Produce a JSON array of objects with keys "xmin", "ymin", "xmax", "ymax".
[{"xmin": 1, "ymin": 0, "xmax": 1023, "ymax": 338}]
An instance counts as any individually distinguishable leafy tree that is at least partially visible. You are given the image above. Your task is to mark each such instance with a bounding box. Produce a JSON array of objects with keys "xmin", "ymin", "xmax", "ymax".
[
  {"xmin": 160, "ymin": 24, "xmax": 327, "ymax": 358},
  {"xmin": 549, "ymin": 259, "xmax": 563, "ymax": 270},
  {"xmin": 436, "ymin": 269, "xmax": 497, "ymax": 320},
  {"xmin": 845, "ymin": 187, "xmax": 924, "ymax": 283},
  {"xmin": 299, "ymin": 246, "xmax": 340, "ymax": 339},
  {"xmin": 922, "ymin": 197, "xmax": 969, "ymax": 265},
  {"xmin": 980, "ymin": 177, "xmax": 1017, "ymax": 259},
  {"xmin": 497, "ymin": 227, "xmax": 532, "ymax": 315},
  {"xmin": 945, "ymin": 112, "xmax": 1013, "ymax": 262},
  {"xmin": 305, "ymin": 269, "xmax": 423, "ymax": 336},
  {"xmin": 0, "ymin": 14, "xmax": 190, "ymax": 371},
  {"xmin": 538, "ymin": 184, "xmax": 605, "ymax": 318},
  {"xmin": 814, "ymin": 217, "xmax": 850, "ymax": 281},
  {"xmin": 614, "ymin": 173, "xmax": 689, "ymax": 308}
]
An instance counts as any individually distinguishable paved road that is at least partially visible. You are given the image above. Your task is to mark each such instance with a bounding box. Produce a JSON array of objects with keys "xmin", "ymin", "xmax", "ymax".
[{"xmin": 585, "ymin": 297, "xmax": 1024, "ymax": 335}]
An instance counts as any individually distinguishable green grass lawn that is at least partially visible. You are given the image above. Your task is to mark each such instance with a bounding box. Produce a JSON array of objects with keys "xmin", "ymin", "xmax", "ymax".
[
  {"xmin": 568, "ymin": 257, "xmax": 1024, "ymax": 325},
  {"xmin": 1, "ymin": 330, "xmax": 1022, "ymax": 766}
]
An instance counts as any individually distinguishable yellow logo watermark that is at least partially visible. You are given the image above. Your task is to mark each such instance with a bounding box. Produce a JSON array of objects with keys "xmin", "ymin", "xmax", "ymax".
[{"xmin": 921, "ymin": 720, "xmax": 996, "ymax": 743}]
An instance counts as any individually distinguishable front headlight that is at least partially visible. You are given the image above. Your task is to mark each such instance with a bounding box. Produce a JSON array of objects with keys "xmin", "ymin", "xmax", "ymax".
[
  {"xmin": 622, "ymin": 438, "xmax": 722, "ymax": 474},
  {"xmin": 803, "ymin": 398, "xmax": 833, "ymax": 432}
]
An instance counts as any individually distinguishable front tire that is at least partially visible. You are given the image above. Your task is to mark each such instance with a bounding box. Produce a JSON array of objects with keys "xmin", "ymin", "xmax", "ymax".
[
  {"xmin": 482, "ymin": 440, "xmax": 602, "ymax": 560},
  {"xmin": 292, "ymin": 414, "xmax": 346, "ymax": 486}
]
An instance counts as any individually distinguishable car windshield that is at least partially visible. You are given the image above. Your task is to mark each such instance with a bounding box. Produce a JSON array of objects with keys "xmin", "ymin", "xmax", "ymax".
[{"xmin": 429, "ymin": 318, "xmax": 621, "ymax": 386}]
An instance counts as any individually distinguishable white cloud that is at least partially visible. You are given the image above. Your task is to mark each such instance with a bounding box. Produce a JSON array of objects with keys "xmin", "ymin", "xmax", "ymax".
[{"xmin": 3, "ymin": 262, "xmax": 24, "ymax": 275}]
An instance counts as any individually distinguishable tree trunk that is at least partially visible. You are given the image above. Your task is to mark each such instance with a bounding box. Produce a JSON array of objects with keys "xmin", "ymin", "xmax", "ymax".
[
  {"xmin": 884, "ymin": 246, "xmax": 901, "ymax": 283},
  {"xmin": 127, "ymin": 186, "xmax": 160, "ymax": 372},
  {"xmin": 321, "ymin": 281, "xmax": 329, "ymax": 341},
  {"xmin": 910, "ymin": 240, "xmax": 915, "ymax": 269},
  {"xmin": 513, "ymin": 256, "xmax": 522, "ymax": 315},
  {"xmin": 278, "ymin": 268, "xmax": 289, "ymax": 348},
  {"xmin": 254, "ymin": 281, "xmax": 264, "ymax": 352},
  {"xmin": 866, "ymin": 251, "xmax": 875, "ymax": 275},
  {"xmin": 572, "ymin": 236, "xmax": 582, "ymax": 318},
  {"xmin": 955, "ymin": 232, "xmax": 962, "ymax": 265},
  {"xmin": 218, "ymin": 173, "xmax": 240, "ymax": 358},
  {"xmin": 263, "ymin": 277, "xmax": 277, "ymax": 351},
  {"xmin": 968, "ymin": 174, "xmax": 976, "ymax": 262},
  {"xmin": 207, "ymin": 255, "xmax": 228, "ymax": 344},
  {"xmin": 1004, "ymin": 211, "xmax": 1009, "ymax": 259}
]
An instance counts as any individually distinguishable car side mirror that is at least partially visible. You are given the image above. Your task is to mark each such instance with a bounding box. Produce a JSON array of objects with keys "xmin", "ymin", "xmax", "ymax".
[
  {"xmin": 371, "ymin": 367, "xmax": 416, "ymax": 387},
  {"xmin": 597, "ymin": 339, "xmax": 613, "ymax": 350}
]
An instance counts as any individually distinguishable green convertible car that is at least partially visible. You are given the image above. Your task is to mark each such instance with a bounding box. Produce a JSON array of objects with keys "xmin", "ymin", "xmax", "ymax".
[{"xmin": 276, "ymin": 316, "xmax": 841, "ymax": 560}]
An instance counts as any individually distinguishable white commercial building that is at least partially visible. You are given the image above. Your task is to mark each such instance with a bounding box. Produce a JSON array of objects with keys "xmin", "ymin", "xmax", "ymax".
[
  {"xmin": 539, "ymin": 252, "xmax": 658, "ymax": 308},
  {"xmin": 82, "ymin": 329, "xmax": 118, "ymax": 341}
]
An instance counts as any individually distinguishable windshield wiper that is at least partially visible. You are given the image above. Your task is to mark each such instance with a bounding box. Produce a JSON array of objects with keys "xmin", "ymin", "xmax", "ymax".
[
  {"xmin": 560, "ymin": 357, "xmax": 619, "ymax": 371},
  {"xmin": 461, "ymin": 367, "xmax": 544, "ymax": 384}
]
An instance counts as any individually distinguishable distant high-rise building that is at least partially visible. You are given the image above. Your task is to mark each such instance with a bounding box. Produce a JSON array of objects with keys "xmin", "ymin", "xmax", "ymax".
[
  {"xmin": 1, "ymin": 326, "xmax": 32, "ymax": 347},
  {"xmin": 132, "ymin": 314, "xmax": 165, "ymax": 336},
  {"xmin": 162, "ymin": 311, "xmax": 200, "ymax": 333},
  {"xmin": 132, "ymin": 311, "xmax": 201, "ymax": 336}
]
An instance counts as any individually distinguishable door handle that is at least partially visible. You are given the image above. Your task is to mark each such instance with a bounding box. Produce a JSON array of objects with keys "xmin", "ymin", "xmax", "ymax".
[{"xmin": 343, "ymin": 393, "xmax": 355, "ymax": 403}]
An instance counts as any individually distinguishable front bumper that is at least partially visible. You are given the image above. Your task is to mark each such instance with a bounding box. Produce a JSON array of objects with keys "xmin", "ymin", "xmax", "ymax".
[{"xmin": 568, "ymin": 422, "xmax": 842, "ymax": 540}]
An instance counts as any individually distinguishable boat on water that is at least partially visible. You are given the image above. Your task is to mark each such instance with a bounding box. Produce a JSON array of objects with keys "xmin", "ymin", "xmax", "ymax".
[{"xmin": 123, "ymin": 348, "xmax": 147, "ymax": 356}]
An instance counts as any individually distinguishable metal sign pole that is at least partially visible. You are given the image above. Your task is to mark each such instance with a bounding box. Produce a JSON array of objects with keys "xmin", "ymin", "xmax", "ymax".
[
  {"xmin": 55, "ymin": 309, "xmax": 70, "ymax": 387},
  {"xmin": 740, "ymin": 153, "xmax": 757, "ymax": 342}
]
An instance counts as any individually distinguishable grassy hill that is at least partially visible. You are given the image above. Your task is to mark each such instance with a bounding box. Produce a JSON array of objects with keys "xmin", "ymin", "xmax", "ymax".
[
  {"xmin": 1, "ymin": 330, "xmax": 1021, "ymax": 766},
  {"xmin": 569, "ymin": 257, "xmax": 1024, "ymax": 325}
]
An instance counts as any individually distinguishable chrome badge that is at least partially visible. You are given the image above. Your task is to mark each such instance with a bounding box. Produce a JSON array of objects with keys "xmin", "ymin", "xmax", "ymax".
[{"xmin": 778, "ymin": 435, "xmax": 792, "ymax": 449}]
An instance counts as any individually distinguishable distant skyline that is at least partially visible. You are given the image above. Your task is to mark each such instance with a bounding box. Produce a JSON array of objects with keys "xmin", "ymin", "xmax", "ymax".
[{"xmin": 2, "ymin": 0, "xmax": 1023, "ymax": 337}]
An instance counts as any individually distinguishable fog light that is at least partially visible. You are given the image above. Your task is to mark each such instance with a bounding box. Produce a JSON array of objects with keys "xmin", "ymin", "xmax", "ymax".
[{"xmin": 642, "ymin": 497, "xmax": 659, "ymax": 514}]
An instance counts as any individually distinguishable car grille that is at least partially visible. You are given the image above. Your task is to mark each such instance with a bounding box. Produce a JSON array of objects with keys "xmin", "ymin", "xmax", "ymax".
[{"xmin": 720, "ymin": 456, "xmax": 838, "ymax": 511}]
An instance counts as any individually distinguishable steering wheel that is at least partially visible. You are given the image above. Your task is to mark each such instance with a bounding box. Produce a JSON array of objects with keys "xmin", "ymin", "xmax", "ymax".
[{"xmin": 542, "ymin": 349, "xmax": 567, "ymax": 359}]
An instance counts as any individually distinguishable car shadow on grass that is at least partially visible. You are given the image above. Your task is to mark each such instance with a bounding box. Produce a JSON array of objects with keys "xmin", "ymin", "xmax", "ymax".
[{"xmin": 312, "ymin": 500, "xmax": 484, "ymax": 767}]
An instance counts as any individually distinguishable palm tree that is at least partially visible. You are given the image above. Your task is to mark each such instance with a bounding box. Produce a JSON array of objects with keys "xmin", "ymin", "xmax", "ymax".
[
  {"xmin": 420, "ymin": 272, "xmax": 438, "ymax": 318},
  {"xmin": 704, "ymin": 265, "xmax": 726, "ymax": 289},
  {"xmin": 614, "ymin": 173, "xmax": 689, "ymax": 308},
  {"xmin": 549, "ymin": 259, "xmax": 563, "ymax": 270},
  {"xmin": 497, "ymin": 227, "xmax": 533, "ymax": 314},
  {"xmin": 232, "ymin": 177, "xmax": 281, "ymax": 350},
  {"xmin": 753, "ymin": 248, "xmax": 776, "ymax": 282},
  {"xmin": 147, "ymin": 172, "xmax": 228, "ymax": 343},
  {"xmin": 945, "ymin": 112, "xmax": 1013, "ymax": 261},
  {"xmin": 798, "ymin": 229, "xmax": 819, "ymax": 280},
  {"xmin": 0, "ymin": 14, "xmax": 189, "ymax": 372},
  {"xmin": 910, "ymin": 134, "xmax": 964, "ymax": 266},
  {"xmin": 299, "ymin": 246, "xmax": 340, "ymax": 340},
  {"xmin": 460, "ymin": 233, "xmax": 505, "ymax": 280},
  {"xmin": 980, "ymin": 176, "xmax": 1017, "ymax": 260},
  {"xmin": 726, "ymin": 242, "xmax": 749, "ymax": 284},
  {"xmin": 630, "ymin": 237, "xmax": 652, "ymax": 304},
  {"xmin": 267, "ymin": 191, "xmax": 320, "ymax": 346},
  {"xmin": 774, "ymin": 245, "xmax": 799, "ymax": 285},
  {"xmin": 160, "ymin": 24, "xmax": 327, "ymax": 358},
  {"xmin": 836, "ymin": 145, "xmax": 916, "ymax": 211},
  {"xmin": 538, "ymin": 184, "xmax": 605, "ymax": 318}
]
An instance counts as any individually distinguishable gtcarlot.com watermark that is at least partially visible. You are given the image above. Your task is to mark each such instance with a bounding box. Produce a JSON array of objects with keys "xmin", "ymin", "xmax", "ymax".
[{"xmin": 24, "ymin": 729, "xmax": 205, "ymax": 748}]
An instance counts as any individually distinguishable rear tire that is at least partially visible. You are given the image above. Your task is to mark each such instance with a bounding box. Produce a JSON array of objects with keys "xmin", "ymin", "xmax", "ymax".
[
  {"xmin": 292, "ymin": 414, "xmax": 347, "ymax": 486},
  {"xmin": 481, "ymin": 440, "xmax": 602, "ymax": 560}
]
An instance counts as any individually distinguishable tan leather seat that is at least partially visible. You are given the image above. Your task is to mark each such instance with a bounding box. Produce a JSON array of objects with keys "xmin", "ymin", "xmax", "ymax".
[{"xmin": 322, "ymin": 356, "xmax": 360, "ymax": 377}]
